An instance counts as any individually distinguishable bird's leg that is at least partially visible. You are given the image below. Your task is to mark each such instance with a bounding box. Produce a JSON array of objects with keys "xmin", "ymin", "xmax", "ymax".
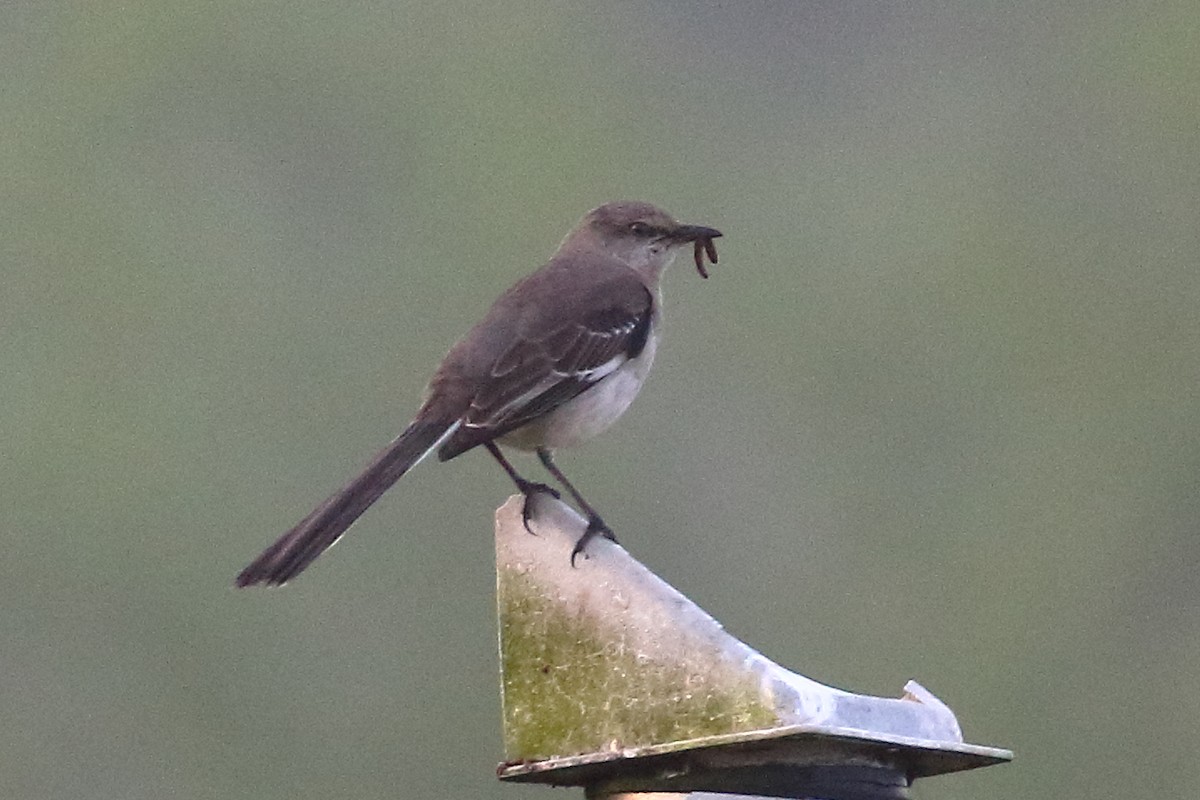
[
  {"xmin": 536, "ymin": 448, "xmax": 617, "ymax": 566},
  {"xmin": 485, "ymin": 442, "xmax": 559, "ymax": 535}
]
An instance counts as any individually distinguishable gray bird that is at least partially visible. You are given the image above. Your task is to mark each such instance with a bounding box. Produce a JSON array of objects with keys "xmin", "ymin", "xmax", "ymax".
[{"xmin": 236, "ymin": 201, "xmax": 721, "ymax": 586}]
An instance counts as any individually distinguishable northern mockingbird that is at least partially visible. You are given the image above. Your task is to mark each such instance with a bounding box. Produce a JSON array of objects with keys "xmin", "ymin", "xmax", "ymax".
[{"xmin": 236, "ymin": 201, "xmax": 721, "ymax": 587}]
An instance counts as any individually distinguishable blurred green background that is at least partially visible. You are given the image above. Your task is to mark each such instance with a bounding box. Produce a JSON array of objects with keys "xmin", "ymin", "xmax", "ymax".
[{"xmin": 3, "ymin": 2, "xmax": 1198, "ymax": 798}]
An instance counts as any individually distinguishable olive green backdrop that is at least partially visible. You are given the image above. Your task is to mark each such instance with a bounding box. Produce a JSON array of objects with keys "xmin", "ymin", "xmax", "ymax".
[{"xmin": 3, "ymin": 2, "xmax": 1197, "ymax": 798}]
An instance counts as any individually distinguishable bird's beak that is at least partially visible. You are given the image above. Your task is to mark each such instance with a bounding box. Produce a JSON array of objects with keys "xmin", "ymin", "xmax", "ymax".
[
  {"xmin": 666, "ymin": 224, "xmax": 723, "ymax": 279},
  {"xmin": 667, "ymin": 224, "xmax": 723, "ymax": 244}
]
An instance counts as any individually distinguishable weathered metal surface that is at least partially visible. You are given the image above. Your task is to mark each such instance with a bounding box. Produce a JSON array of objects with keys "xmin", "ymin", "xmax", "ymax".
[{"xmin": 495, "ymin": 495, "xmax": 1011, "ymax": 798}]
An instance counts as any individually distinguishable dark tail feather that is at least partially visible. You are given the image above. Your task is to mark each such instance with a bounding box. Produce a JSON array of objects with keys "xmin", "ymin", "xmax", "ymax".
[{"xmin": 235, "ymin": 417, "xmax": 460, "ymax": 587}]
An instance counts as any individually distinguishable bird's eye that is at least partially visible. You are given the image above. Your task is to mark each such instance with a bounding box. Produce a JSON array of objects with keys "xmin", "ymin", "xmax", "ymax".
[{"xmin": 629, "ymin": 222, "xmax": 653, "ymax": 237}]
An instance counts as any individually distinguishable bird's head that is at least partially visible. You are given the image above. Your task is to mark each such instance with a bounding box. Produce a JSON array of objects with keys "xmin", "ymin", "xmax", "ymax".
[{"xmin": 565, "ymin": 201, "xmax": 722, "ymax": 278}]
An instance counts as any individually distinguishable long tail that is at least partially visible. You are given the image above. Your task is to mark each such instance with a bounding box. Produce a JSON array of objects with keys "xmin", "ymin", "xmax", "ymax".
[{"xmin": 235, "ymin": 417, "xmax": 461, "ymax": 587}]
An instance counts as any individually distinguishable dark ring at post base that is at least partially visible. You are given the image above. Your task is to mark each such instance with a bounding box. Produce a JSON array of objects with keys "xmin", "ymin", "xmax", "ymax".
[{"xmin": 588, "ymin": 764, "xmax": 911, "ymax": 800}]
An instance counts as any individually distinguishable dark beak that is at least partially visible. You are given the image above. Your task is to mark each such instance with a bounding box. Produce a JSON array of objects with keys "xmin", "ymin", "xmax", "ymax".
[
  {"xmin": 668, "ymin": 224, "xmax": 723, "ymax": 243},
  {"xmin": 667, "ymin": 224, "xmax": 723, "ymax": 279}
]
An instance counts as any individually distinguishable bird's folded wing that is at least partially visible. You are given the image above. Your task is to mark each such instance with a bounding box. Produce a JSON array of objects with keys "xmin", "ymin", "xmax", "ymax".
[{"xmin": 439, "ymin": 284, "xmax": 653, "ymax": 456}]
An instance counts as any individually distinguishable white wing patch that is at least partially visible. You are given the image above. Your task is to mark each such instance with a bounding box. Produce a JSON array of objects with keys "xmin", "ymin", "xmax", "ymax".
[{"xmin": 556, "ymin": 353, "xmax": 625, "ymax": 381}]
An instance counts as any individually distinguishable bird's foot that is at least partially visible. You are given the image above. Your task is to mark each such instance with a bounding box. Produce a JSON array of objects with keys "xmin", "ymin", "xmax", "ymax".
[
  {"xmin": 517, "ymin": 480, "xmax": 560, "ymax": 535},
  {"xmin": 570, "ymin": 514, "xmax": 617, "ymax": 567}
]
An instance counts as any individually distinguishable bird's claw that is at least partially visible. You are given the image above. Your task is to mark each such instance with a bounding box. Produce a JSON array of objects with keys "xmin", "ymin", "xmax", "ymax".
[
  {"xmin": 569, "ymin": 514, "xmax": 617, "ymax": 567},
  {"xmin": 517, "ymin": 480, "xmax": 560, "ymax": 535}
]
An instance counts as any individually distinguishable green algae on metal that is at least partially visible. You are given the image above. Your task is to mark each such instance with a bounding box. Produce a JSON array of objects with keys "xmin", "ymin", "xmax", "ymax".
[{"xmin": 498, "ymin": 568, "xmax": 777, "ymax": 761}]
